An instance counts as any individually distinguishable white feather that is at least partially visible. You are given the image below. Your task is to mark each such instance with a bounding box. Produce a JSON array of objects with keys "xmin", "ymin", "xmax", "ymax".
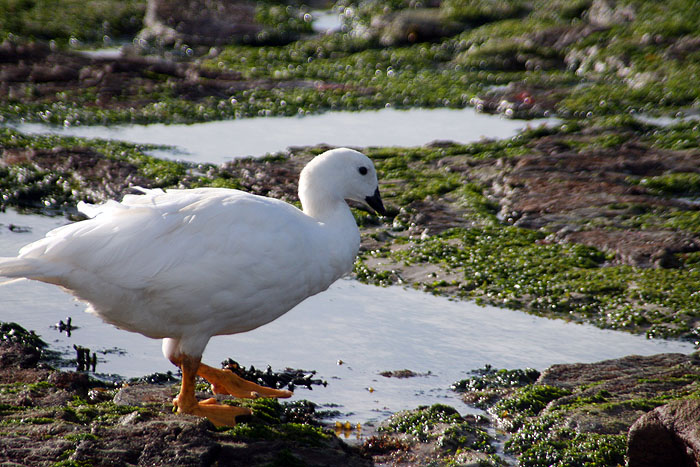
[{"xmin": 0, "ymin": 148, "xmax": 383, "ymax": 361}]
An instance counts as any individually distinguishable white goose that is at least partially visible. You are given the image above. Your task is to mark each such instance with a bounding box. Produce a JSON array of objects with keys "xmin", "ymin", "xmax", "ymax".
[{"xmin": 0, "ymin": 147, "xmax": 385, "ymax": 426}]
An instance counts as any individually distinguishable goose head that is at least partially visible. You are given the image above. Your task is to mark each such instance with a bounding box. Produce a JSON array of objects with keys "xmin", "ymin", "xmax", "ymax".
[{"xmin": 299, "ymin": 148, "xmax": 386, "ymax": 219}]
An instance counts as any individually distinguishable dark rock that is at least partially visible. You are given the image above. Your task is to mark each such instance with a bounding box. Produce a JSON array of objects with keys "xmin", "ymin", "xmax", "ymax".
[
  {"xmin": 379, "ymin": 369, "xmax": 423, "ymax": 378},
  {"xmin": 470, "ymin": 83, "xmax": 560, "ymax": 118},
  {"xmin": 369, "ymin": 9, "xmax": 464, "ymax": 46},
  {"xmin": 47, "ymin": 371, "xmax": 91, "ymax": 392},
  {"xmin": 628, "ymin": 399, "xmax": 700, "ymax": 467},
  {"xmin": 0, "ymin": 341, "xmax": 41, "ymax": 370},
  {"xmin": 539, "ymin": 353, "xmax": 699, "ymax": 390},
  {"xmin": 138, "ymin": 0, "xmax": 312, "ymax": 47},
  {"xmin": 0, "ymin": 39, "xmax": 304, "ymax": 126},
  {"xmin": 139, "ymin": 0, "xmax": 265, "ymax": 47},
  {"xmin": 534, "ymin": 354, "xmax": 700, "ymax": 435},
  {"xmin": 481, "ymin": 133, "xmax": 700, "ymax": 268},
  {"xmin": 113, "ymin": 383, "xmax": 174, "ymax": 407},
  {"xmin": 561, "ymin": 229, "xmax": 700, "ymax": 268}
]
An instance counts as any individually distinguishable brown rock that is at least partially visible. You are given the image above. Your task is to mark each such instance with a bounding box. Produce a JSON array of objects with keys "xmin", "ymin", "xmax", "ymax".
[
  {"xmin": 0, "ymin": 341, "xmax": 41, "ymax": 370},
  {"xmin": 483, "ymin": 133, "xmax": 700, "ymax": 268},
  {"xmin": 628, "ymin": 399, "xmax": 700, "ymax": 467},
  {"xmin": 113, "ymin": 383, "xmax": 174, "ymax": 407},
  {"xmin": 587, "ymin": 0, "xmax": 636, "ymax": 27},
  {"xmin": 138, "ymin": 0, "xmax": 286, "ymax": 47},
  {"xmin": 561, "ymin": 229, "xmax": 700, "ymax": 268},
  {"xmin": 370, "ymin": 9, "xmax": 464, "ymax": 46}
]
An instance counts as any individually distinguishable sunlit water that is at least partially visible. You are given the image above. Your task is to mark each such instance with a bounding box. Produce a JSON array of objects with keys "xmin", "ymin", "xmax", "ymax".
[
  {"xmin": 0, "ymin": 209, "xmax": 693, "ymax": 426},
  {"xmin": 312, "ymin": 9, "xmax": 343, "ymax": 33},
  {"xmin": 8, "ymin": 108, "xmax": 554, "ymax": 164}
]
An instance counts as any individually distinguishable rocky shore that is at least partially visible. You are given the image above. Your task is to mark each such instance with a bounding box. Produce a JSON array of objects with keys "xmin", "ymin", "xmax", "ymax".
[
  {"xmin": 1, "ymin": 321, "xmax": 699, "ymax": 466},
  {"xmin": 1, "ymin": 0, "xmax": 700, "ymax": 465}
]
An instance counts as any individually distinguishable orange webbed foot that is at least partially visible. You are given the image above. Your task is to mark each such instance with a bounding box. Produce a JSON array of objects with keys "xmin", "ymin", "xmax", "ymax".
[
  {"xmin": 198, "ymin": 363, "xmax": 293, "ymax": 399},
  {"xmin": 174, "ymin": 394, "xmax": 252, "ymax": 427}
]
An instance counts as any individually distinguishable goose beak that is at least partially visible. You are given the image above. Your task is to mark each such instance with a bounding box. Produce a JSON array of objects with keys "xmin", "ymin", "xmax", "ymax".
[{"xmin": 365, "ymin": 187, "xmax": 386, "ymax": 216}]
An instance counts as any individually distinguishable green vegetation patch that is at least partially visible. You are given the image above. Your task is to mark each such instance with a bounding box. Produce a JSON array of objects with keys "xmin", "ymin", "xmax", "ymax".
[
  {"xmin": 61, "ymin": 398, "xmax": 153, "ymax": 425},
  {"xmin": 453, "ymin": 365, "xmax": 540, "ymax": 392},
  {"xmin": 0, "ymin": 0, "xmax": 146, "ymax": 45},
  {"xmin": 506, "ymin": 415, "xmax": 627, "ymax": 467},
  {"xmin": 0, "ymin": 128, "xmax": 189, "ymax": 212},
  {"xmin": 221, "ymin": 398, "xmax": 332, "ymax": 447},
  {"xmin": 0, "ymin": 321, "xmax": 47, "ymax": 349},
  {"xmin": 380, "ymin": 404, "xmax": 463, "ymax": 442},
  {"xmin": 357, "ymin": 220, "xmax": 700, "ymax": 338},
  {"xmin": 376, "ymin": 404, "xmax": 498, "ymax": 464},
  {"xmin": 494, "ymin": 385, "xmax": 572, "ymax": 419},
  {"xmin": 637, "ymin": 172, "xmax": 700, "ymax": 196}
]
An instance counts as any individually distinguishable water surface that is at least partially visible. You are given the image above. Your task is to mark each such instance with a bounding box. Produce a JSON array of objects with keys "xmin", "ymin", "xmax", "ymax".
[
  {"xmin": 10, "ymin": 108, "xmax": 554, "ymax": 164},
  {"xmin": 0, "ymin": 209, "xmax": 692, "ymax": 425}
]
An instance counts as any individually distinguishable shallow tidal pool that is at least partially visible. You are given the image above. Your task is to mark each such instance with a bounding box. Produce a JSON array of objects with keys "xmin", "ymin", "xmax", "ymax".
[
  {"xmin": 9, "ymin": 107, "xmax": 554, "ymax": 164},
  {"xmin": 0, "ymin": 209, "xmax": 693, "ymax": 426}
]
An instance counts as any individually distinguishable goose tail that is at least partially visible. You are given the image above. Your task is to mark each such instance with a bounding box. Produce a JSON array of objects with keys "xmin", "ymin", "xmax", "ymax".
[{"xmin": 0, "ymin": 257, "xmax": 40, "ymax": 280}]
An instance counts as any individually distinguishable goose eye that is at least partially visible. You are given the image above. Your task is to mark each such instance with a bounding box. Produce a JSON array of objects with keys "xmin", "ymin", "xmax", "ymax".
[{"xmin": 358, "ymin": 166, "xmax": 368, "ymax": 175}]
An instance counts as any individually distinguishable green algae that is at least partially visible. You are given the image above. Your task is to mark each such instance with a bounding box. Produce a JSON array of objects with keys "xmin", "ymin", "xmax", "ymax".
[
  {"xmin": 0, "ymin": 321, "xmax": 47, "ymax": 350},
  {"xmin": 0, "ymin": 0, "xmax": 145, "ymax": 45},
  {"xmin": 494, "ymin": 385, "xmax": 571, "ymax": 419},
  {"xmin": 438, "ymin": 421, "xmax": 495, "ymax": 455},
  {"xmin": 460, "ymin": 355, "xmax": 700, "ymax": 467},
  {"xmin": 506, "ymin": 415, "xmax": 627, "ymax": 467},
  {"xmin": 0, "ymin": 128, "xmax": 188, "ymax": 212},
  {"xmin": 220, "ymin": 398, "xmax": 332, "ymax": 446},
  {"xmin": 1, "ymin": 0, "xmax": 699, "ymax": 125},
  {"xmin": 63, "ymin": 433, "xmax": 99, "ymax": 442},
  {"xmin": 452, "ymin": 366, "xmax": 540, "ymax": 392},
  {"xmin": 356, "ymin": 222, "xmax": 700, "ymax": 338},
  {"xmin": 377, "ymin": 403, "xmax": 498, "ymax": 464},
  {"xmin": 380, "ymin": 404, "xmax": 463, "ymax": 442},
  {"xmin": 254, "ymin": 1, "xmax": 314, "ymax": 38},
  {"xmin": 60, "ymin": 397, "xmax": 154, "ymax": 425},
  {"xmin": 636, "ymin": 172, "xmax": 700, "ymax": 196}
]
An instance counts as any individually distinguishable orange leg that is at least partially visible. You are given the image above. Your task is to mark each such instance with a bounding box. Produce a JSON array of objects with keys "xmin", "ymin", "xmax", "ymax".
[
  {"xmin": 197, "ymin": 362, "xmax": 293, "ymax": 399},
  {"xmin": 172, "ymin": 354, "xmax": 252, "ymax": 427}
]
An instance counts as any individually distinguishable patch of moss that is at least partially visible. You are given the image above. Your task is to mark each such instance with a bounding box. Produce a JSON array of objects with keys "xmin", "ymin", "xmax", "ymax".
[
  {"xmin": 63, "ymin": 433, "xmax": 99, "ymax": 442},
  {"xmin": 0, "ymin": 403, "xmax": 27, "ymax": 415},
  {"xmin": 52, "ymin": 461, "xmax": 93, "ymax": 467},
  {"xmin": 254, "ymin": 1, "xmax": 314, "ymax": 38}
]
